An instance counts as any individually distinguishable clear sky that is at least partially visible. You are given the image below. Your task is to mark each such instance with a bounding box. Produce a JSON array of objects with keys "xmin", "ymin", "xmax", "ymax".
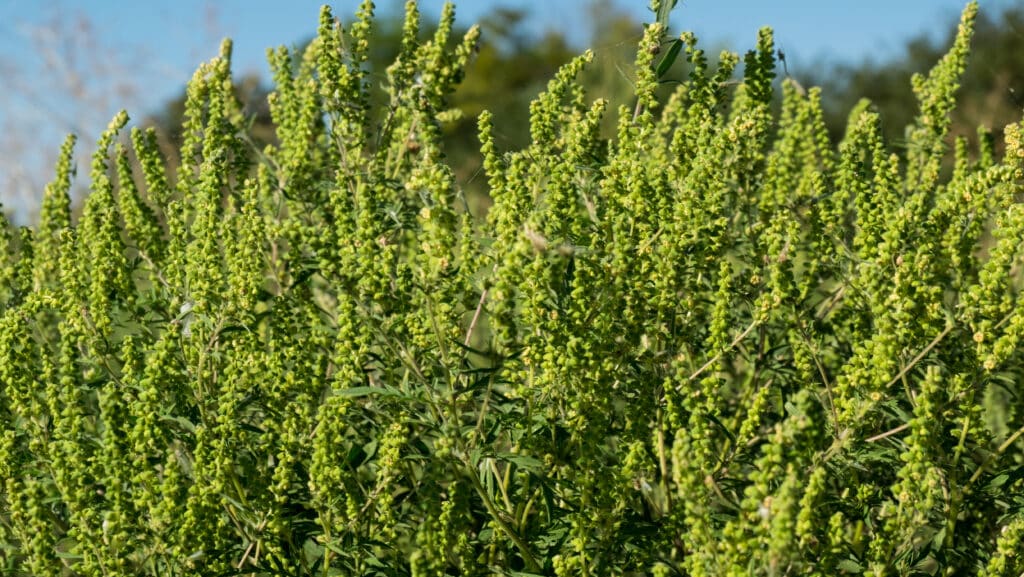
[
  {"xmin": 0, "ymin": 0, "xmax": 1015, "ymax": 220},
  {"xmin": 1, "ymin": 1, "xmax": 1011, "ymax": 98}
]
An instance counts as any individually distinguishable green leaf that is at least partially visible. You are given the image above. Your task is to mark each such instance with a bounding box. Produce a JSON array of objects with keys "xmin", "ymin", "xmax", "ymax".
[
  {"xmin": 54, "ymin": 550, "xmax": 83, "ymax": 561},
  {"xmin": 335, "ymin": 385, "xmax": 412, "ymax": 401},
  {"xmin": 160, "ymin": 414, "xmax": 196, "ymax": 434},
  {"xmin": 837, "ymin": 559, "xmax": 863, "ymax": 573},
  {"xmin": 497, "ymin": 453, "xmax": 545, "ymax": 473},
  {"xmin": 987, "ymin": 473, "xmax": 1010, "ymax": 490},
  {"xmin": 656, "ymin": 38, "xmax": 683, "ymax": 78}
]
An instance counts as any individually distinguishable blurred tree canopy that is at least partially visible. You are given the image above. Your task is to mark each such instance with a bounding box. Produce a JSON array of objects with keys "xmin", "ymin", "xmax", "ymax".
[
  {"xmin": 143, "ymin": 1, "xmax": 644, "ymax": 215},
  {"xmin": 799, "ymin": 4, "xmax": 1024, "ymax": 151},
  {"xmin": 145, "ymin": 1, "xmax": 1024, "ymax": 211}
]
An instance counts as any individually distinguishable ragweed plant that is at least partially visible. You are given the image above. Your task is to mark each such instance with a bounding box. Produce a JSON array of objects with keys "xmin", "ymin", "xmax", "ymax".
[{"xmin": 1, "ymin": 1, "xmax": 1023, "ymax": 575}]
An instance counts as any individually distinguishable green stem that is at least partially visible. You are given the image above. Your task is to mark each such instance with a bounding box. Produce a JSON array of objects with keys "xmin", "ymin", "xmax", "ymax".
[
  {"xmin": 464, "ymin": 457, "xmax": 542, "ymax": 573},
  {"xmin": 966, "ymin": 420, "xmax": 1024, "ymax": 490}
]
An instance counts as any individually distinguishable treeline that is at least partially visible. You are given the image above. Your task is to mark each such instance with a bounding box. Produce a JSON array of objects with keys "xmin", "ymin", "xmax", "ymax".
[
  {"xmin": 142, "ymin": 1, "xmax": 699, "ymax": 213},
  {"xmin": 142, "ymin": 2, "xmax": 1024, "ymax": 208},
  {"xmin": 807, "ymin": 4, "xmax": 1024, "ymax": 149}
]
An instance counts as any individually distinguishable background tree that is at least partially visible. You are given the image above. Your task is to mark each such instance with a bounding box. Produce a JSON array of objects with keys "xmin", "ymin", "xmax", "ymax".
[
  {"xmin": 142, "ymin": 1, "xmax": 647, "ymax": 215},
  {"xmin": 801, "ymin": 3, "xmax": 1024, "ymax": 150}
]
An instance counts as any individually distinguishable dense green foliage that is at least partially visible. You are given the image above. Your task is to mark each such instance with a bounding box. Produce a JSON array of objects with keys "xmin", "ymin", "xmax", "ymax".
[{"xmin": 1, "ymin": 1, "xmax": 1024, "ymax": 575}]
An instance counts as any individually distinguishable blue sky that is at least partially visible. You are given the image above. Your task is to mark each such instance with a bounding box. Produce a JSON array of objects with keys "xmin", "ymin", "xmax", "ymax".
[
  {"xmin": 0, "ymin": 0, "xmax": 1009, "ymax": 99},
  {"xmin": 0, "ymin": 0, "xmax": 1015, "ymax": 220}
]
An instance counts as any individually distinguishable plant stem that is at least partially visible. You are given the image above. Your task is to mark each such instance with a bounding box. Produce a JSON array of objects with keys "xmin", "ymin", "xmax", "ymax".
[
  {"xmin": 464, "ymin": 457, "xmax": 543, "ymax": 573},
  {"xmin": 966, "ymin": 420, "xmax": 1024, "ymax": 490}
]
